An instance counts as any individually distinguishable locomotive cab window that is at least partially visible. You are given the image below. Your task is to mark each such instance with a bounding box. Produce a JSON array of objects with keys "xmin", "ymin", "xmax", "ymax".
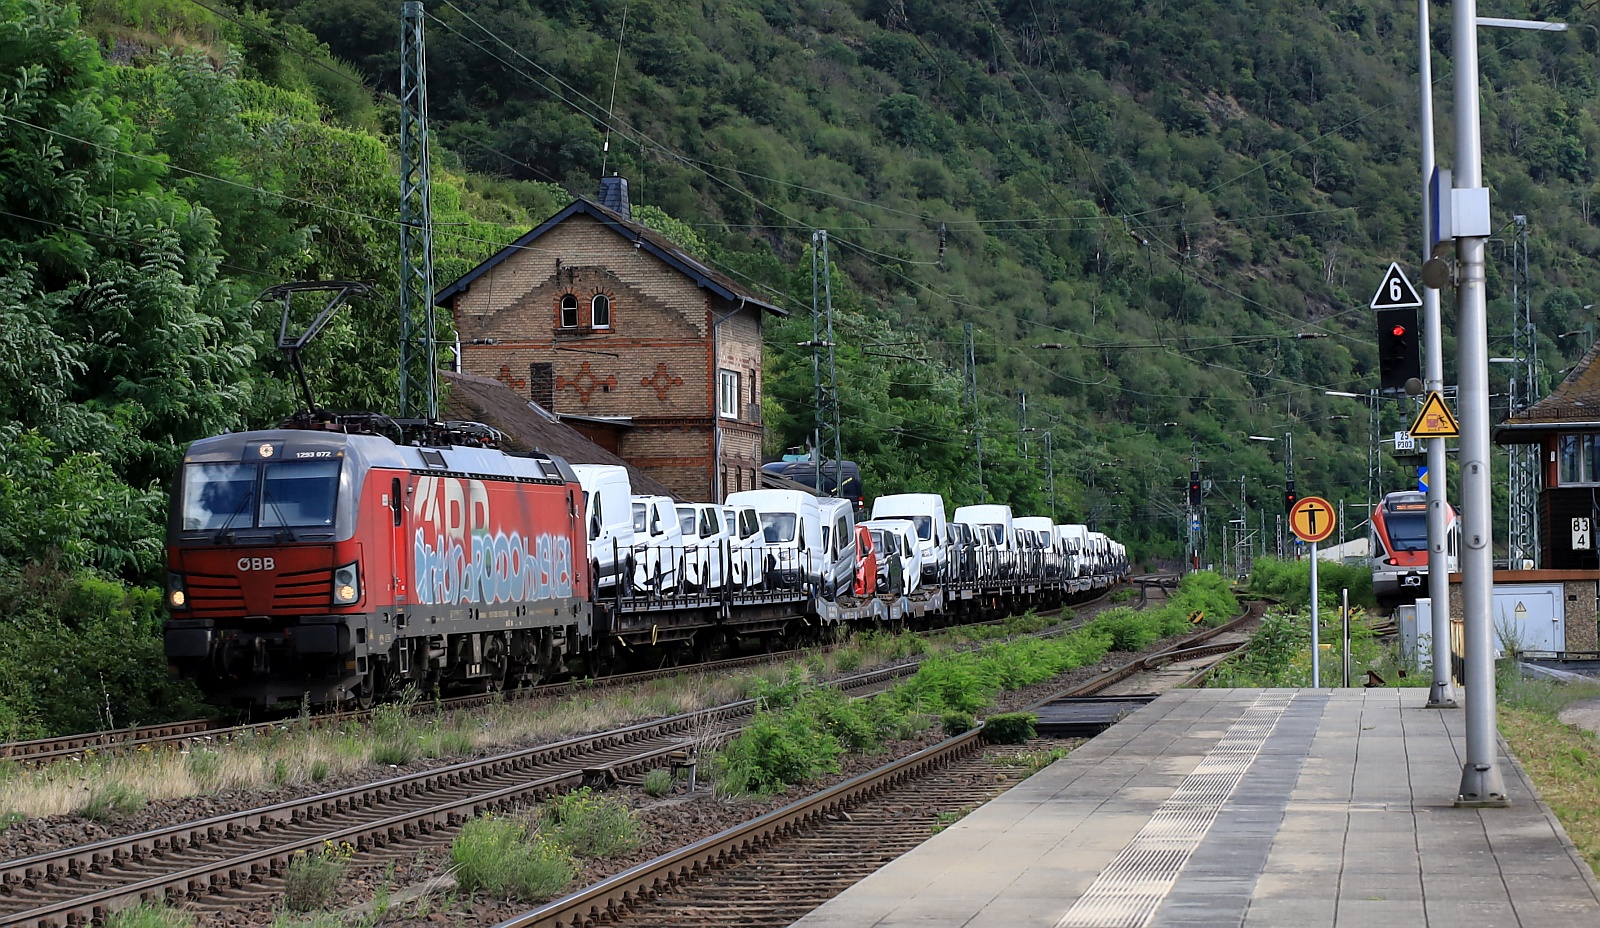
[{"xmin": 179, "ymin": 459, "xmax": 341, "ymax": 532}]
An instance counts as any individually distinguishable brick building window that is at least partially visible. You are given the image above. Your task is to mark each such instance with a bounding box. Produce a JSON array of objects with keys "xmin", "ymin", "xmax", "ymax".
[
  {"xmin": 718, "ymin": 369, "xmax": 740, "ymax": 419},
  {"xmin": 559, "ymin": 294, "xmax": 578, "ymax": 328},
  {"xmin": 591, "ymin": 294, "xmax": 611, "ymax": 329},
  {"xmin": 530, "ymin": 362, "xmax": 554, "ymax": 408}
]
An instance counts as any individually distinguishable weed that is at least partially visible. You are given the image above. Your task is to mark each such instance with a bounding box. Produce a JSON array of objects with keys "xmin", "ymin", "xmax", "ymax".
[
  {"xmin": 981, "ymin": 713, "xmax": 1037, "ymax": 745},
  {"xmin": 941, "ymin": 711, "xmax": 976, "ymax": 736},
  {"xmin": 283, "ymin": 840, "xmax": 353, "ymax": 912},
  {"xmin": 102, "ymin": 904, "xmax": 196, "ymax": 928},
  {"xmin": 269, "ymin": 912, "xmax": 345, "ymax": 928},
  {"xmin": 80, "ymin": 782, "xmax": 146, "ymax": 821},
  {"xmin": 185, "ymin": 749, "xmax": 222, "ymax": 789},
  {"xmin": 0, "ymin": 811, "xmax": 24, "ymax": 830},
  {"xmin": 832, "ymin": 649, "xmax": 863, "ymax": 673},
  {"xmin": 537, "ymin": 787, "xmax": 642, "ymax": 858},
  {"xmin": 271, "ymin": 757, "xmax": 292, "ymax": 785},
  {"xmin": 642, "ymin": 768, "xmax": 674, "ymax": 797},
  {"xmin": 885, "ymin": 712, "xmax": 933, "ymax": 741},
  {"xmin": 309, "ymin": 759, "xmax": 330, "ymax": 782},
  {"xmin": 451, "ymin": 814, "xmax": 577, "ymax": 902},
  {"xmin": 931, "ymin": 806, "xmax": 973, "ymax": 835},
  {"xmin": 995, "ymin": 747, "xmax": 1071, "ymax": 775}
]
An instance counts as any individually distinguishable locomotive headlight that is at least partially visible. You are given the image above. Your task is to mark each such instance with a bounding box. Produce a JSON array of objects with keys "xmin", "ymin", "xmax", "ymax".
[
  {"xmin": 167, "ymin": 573, "xmax": 188, "ymax": 609},
  {"xmin": 332, "ymin": 562, "xmax": 361, "ymax": 605}
]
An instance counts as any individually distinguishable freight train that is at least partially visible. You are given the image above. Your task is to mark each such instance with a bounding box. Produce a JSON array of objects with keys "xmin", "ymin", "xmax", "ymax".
[{"xmin": 162, "ymin": 421, "xmax": 1130, "ymax": 709}]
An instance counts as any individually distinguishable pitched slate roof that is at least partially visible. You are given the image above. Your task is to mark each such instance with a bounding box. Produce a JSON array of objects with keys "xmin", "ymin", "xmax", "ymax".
[
  {"xmin": 1497, "ymin": 340, "xmax": 1600, "ymax": 440},
  {"xmin": 434, "ymin": 197, "xmax": 786, "ymax": 316},
  {"xmin": 439, "ymin": 370, "xmax": 678, "ymax": 498}
]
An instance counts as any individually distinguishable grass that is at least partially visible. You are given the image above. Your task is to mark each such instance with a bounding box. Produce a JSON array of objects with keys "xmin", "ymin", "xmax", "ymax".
[
  {"xmin": 536, "ymin": 787, "xmax": 641, "ymax": 858},
  {"xmin": 283, "ymin": 841, "xmax": 353, "ymax": 912},
  {"xmin": 81, "ymin": 782, "xmax": 146, "ymax": 821},
  {"xmin": 450, "ymin": 814, "xmax": 578, "ymax": 902},
  {"xmin": 103, "ymin": 905, "xmax": 196, "ymax": 928},
  {"xmin": 642, "ymin": 767, "xmax": 673, "ymax": 796},
  {"xmin": 1497, "ymin": 671, "xmax": 1600, "ymax": 877},
  {"xmin": 0, "ymin": 601, "xmax": 1097, "ymax": 822}
]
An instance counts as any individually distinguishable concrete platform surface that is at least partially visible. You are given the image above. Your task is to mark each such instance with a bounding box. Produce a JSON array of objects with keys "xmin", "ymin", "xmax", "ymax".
[{"xmin": 790, "ymin": 688, "xmax": 1600, "ymax": 928}]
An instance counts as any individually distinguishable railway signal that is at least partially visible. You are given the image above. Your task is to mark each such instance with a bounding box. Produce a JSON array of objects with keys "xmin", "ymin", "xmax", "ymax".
[
  {"xmin": 1376, "ymin": 306, "xmax": 1422, "ymax": 394},
  {"xmin": 1283, "ymin": 480, "xmax": 1297, "ymax": 514},
  {"xmin": 1289, "ymin": 494, "xmax": 1337, "ymax": 688},
  {"xmin": 1188, "ymin": 472, "xmax": 1202, "ymax": 507}
]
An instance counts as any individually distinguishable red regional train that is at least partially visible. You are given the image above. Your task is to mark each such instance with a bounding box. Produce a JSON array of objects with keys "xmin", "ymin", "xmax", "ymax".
[
  {"xmin": 163, "ymin": 426, "xmax": 589, "ymax": 707},
  {"xmin": 1369, "ymin": 490, "xmax": 1459, "ymax": 602}
]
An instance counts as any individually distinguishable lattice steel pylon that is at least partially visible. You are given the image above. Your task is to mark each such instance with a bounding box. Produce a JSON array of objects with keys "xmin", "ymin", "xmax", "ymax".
[
  {"xmin": 1508, "ymin": 215, "xmax": 1540, "ymax": 569},
  {"xmin": 810, "ymin": 231, "xmax": 842, "ymax": 496},
  {"xmin": 398, "ymin": 1, "xmax": 438, "ymax": 420}
]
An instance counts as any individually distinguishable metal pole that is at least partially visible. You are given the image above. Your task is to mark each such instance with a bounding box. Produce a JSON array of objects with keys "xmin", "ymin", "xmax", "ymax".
[
  {"xmin": 1452, "ymin": 0, "xmax": 1508, "ymax": 806},
  {"xmin": 1421, "ymin": 0, "xmax": 1458, "ymax": 709},
  {"xmin": 1343, "ymin": 587, "xmax": 1351, "ymax": 688},
  {"xmin": 1310, "ymin": 540, "xmax": 1321, "ymax": 687}
]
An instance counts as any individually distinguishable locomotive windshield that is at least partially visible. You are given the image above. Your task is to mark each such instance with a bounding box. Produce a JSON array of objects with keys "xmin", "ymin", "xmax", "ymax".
[
  {"xmin": 1384, "ymin": 512, "xmax": 1429, "ymax": 552},
  {"xmin": 181, "ymin": 460, "xmax": 340, "ymax": 532}
]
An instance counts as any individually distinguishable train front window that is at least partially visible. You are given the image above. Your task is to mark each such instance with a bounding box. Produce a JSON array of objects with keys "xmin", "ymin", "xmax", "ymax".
[
  {"xmin": 260, "ymin": 461, "xmax": 340, "ymax": 527},
  {"xmin": 1386, "ymin": 513, "xmax": 1429, "ymax": 552},
  {"xmin": 181, "ymin": 464, "xmax": 256, "ymax": 530}
]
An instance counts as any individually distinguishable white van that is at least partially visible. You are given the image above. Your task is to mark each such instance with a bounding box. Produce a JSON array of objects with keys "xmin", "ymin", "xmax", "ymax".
[
  {"xmin": 720, "ymin": 503, "xmax": 765, "ymax": 590},
  {"xmin": 1059, "ymin": 524, "xmax": 1090, "ymax": 578},
  {"xmin": 1015, "ymin": 516, "xmax": 1056, "ymax": 580},
  {"xmin": 955, "ymin": 504, "xmax": 1015, "ymax": 580},
  {"xmin": 860, "ymin": 518, "xmax": 922, "ymax": 595},
  {"xmin": 818, "ymin": 497, "xmax": 858, "ymax": 600},
  {"xmin": 571, "ymin": 464, "xmax": 634, "ymax": 591},
  {"xmin": 630, "ymin": 495, "xmax": 683, "ymax": 594},
  {"xmin": 1086, "ymin": 531, "xmax": 1110, "ymax": 576},
  {"xmin": 725, "ymin": 489, "xmax": 821, "ymax": 593},
  {"xmin": 676, "ymin": 502, "xmax": 730, "ymax": 592},
  {"xmin": 870, "ymin": 493, "xmax": 948, "ymax": 584}
]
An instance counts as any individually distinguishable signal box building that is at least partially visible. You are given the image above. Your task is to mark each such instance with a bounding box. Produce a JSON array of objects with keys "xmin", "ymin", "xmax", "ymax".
[
  {"xmin": 1487, "ymin": 342, "xmax": 1600, "ymax": 651},
  {"xmin": 436, "ymin": 177, "xmax": 783, "ymax": 502}
]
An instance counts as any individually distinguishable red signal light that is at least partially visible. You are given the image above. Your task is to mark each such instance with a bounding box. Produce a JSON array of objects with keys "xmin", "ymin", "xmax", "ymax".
[{"xmin": 1392, "ymin": 324, "xmax": 1406, "ymax": 337}]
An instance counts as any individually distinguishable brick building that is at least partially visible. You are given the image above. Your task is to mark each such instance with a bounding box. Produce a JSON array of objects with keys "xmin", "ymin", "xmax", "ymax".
[{"xmin": 436, "ymin": 177, "xmax": 783, "ymax": 501}]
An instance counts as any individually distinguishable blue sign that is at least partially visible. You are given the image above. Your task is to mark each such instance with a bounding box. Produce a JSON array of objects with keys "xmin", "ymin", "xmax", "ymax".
[
  {"xmin": 1190, "ymin": 518, "xmax": 1201, "ymax": 533},
  {"xmin": 1418, "ymin": 465, "xmax": 1429, "ymax": 493}
]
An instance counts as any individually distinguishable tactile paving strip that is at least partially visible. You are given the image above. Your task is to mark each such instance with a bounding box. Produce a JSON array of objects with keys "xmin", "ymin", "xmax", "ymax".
[{"xmin": 1054, "ymin": 692, "xmax": 1296, "ymax": 928}]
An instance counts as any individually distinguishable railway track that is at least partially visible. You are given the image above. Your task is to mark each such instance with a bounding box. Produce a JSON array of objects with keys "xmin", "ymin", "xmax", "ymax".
[
  {"xmin": 1, "ymin": 582, "xmax": 1143, "ymax": 768},
  {"xmin": 488, "ymin": 602, "xmax": 1257, "ymax": 928},
  {"xmin": 0, "ymin": 587, "xmax": 1143, "ymax": 927}
]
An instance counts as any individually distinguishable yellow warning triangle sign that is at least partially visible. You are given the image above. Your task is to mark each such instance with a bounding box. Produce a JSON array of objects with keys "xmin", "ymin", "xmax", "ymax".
[{"xmin": 1410, "ymin": 391, "xmax": 1460, "ymax": 438}]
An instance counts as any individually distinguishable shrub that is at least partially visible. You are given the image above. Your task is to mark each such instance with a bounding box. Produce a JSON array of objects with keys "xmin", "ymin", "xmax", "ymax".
[
  {"xmin": 981, "ymin": 713, "xmax": 1037, "ymax": 744},
  {"xmin": 798, "ymin": 688, "xmax": 882, "ymax": 753},
  {"xmin": 642, "ymin": 768, "xmax": 674, "ymax": 797},
  {"xmin": 283, "ymin": 841, "xmax": 352, "ymax": 912},
  {"xmin": 451, "ymin": 814, "xmax": 576, "ymax": 902},
  {"xmin": 715, "ymin": 708, "xmax": 844, "ymax": 794},
  {"xmin": 81, "ymin": 783, "xmax": 146, "ymax": 821},
  {"xmin": 941, "ymin": 711, "xmax": 975, "ymax": 735},
  {"xmin": 537, "ymin": 788, "xmax": 641, "ymax": 858}
]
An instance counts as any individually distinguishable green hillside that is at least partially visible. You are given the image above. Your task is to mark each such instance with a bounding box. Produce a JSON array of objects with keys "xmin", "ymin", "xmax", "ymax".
[
  {"xmin": 273, "ymin": 0, "xmax": 1600, "ymax": 546},
  {"xmin": 2, "ymin": 0, "xmax": 1598, "ymax": 733}
]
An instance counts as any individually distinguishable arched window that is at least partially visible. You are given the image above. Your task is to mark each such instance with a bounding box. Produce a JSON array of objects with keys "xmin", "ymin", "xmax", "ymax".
[
  {"xmin": 591, "ymin": 293, "xmax": 611, "ymax": 329},
  {"xmin": 559, "ymin": 294, "xmax": 579, "ymax": 328}
]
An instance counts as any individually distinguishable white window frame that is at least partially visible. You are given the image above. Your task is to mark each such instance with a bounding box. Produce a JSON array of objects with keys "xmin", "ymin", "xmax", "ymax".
[
  {"xmin": 1558, "ymin": 433, "xmax": 1600, "ymax": 486},
  {"xmin": 559, "ymin": 294, "xmax": 579, "ymax": 328},
  {"xmin": 591, "ymin": 293, "xmax": 611, "ymax": 329},
  {"xmin": 718, "ymin": 369, "xmax": 740, "ymax": 419}
]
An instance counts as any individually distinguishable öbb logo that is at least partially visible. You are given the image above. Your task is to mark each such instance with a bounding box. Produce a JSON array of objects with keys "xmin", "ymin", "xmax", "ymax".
[{"xmin": 237, "ymin": 557, "xmax": 276, "ymax": 571}]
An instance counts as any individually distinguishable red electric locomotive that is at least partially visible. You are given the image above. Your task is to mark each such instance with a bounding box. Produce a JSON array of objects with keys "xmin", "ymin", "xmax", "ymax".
[{"xmin": 163, "ymin": 426, "xmax": 590, "ymax": 708}]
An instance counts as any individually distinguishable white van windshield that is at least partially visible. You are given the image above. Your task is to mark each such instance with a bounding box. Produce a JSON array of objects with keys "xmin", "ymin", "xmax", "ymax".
[
  {"xmin": 677, "ymin": 508, "xmax": 697, "ymax": 536},
  {"xmin": 760, "ymin": 512, "xmax": 797, "ymax": 543},
  {"xmin": 722, "ymin": 510, "xmax": 736, "ymax": 534}
]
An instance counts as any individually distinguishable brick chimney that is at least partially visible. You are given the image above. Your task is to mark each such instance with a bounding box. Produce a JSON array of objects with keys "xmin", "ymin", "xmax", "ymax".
[{"xmin": 598, "ymin": 173, "xmax": 631, "ymax": 220}]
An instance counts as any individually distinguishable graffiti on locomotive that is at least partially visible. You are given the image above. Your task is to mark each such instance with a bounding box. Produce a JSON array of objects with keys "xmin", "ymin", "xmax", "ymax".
[{"xmin": 410, "ymin": 474, "xmax": 573, "ymax": 605}]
